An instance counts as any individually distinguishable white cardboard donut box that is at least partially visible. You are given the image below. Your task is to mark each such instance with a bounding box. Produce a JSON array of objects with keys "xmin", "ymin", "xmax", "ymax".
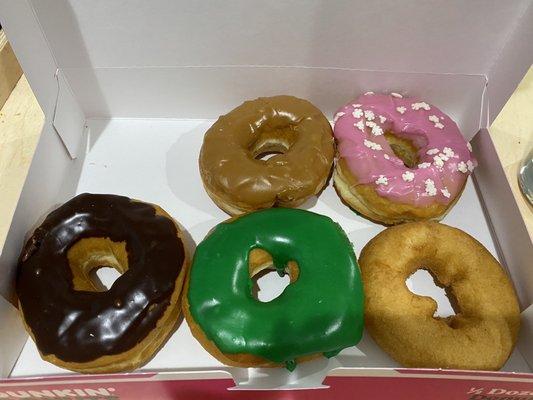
[{"xmin": 0, "ymin": 1, "xmax": 532, "ymax": 399}]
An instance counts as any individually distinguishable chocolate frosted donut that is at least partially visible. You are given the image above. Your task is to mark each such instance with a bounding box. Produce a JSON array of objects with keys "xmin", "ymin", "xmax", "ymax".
[
  {"xmin": 16, "ymin": 193, "xmax": 188, "ymax": 373},
  {"xmin": 199, "ymin": 95, "xmax": 335, "ymax": 215}
]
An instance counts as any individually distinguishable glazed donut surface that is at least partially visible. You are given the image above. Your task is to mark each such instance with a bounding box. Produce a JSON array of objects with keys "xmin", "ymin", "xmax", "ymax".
[{"xmin": 199, "ymin": 95, "xmax": 334, "ymax": 215}]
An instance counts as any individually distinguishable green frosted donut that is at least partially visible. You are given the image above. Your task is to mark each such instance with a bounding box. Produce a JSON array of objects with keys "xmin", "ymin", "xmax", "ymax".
[{"xmin": 184, "ymin": 208, "xmax": 364, "ymax": 370}]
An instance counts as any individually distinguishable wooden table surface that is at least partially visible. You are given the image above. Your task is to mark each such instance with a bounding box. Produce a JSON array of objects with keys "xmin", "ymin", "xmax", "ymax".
[
  {"xmin": 490, "ymin": 66, "xmax": 533, "ymax": 238},
  {"xmin": 0, "ymin": 68, "xmax": 532, "ymax": 249},
  {"xmin": 0, "ymin": 76, "xmax": 43, "ymax": 248}
]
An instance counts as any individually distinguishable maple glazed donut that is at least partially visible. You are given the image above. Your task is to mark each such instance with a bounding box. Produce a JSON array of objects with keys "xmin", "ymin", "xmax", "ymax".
[
  {"xmin": 333, "ymin": 92, "xmax": 477, "ymax": 225},
  {"xmin": 16, "ymin": 193, "xmax": 188, "ymax": 373},
  {"xmin": 199, "ymin": 95, "xmax": 335, "ymax": 215},
  {"xmin": 183, "ymin": 208, "xmax": 364, "ymax": 370},
  {"xmin": 359, "ymin": 222, "xmax": 520, "ymax": 370}
]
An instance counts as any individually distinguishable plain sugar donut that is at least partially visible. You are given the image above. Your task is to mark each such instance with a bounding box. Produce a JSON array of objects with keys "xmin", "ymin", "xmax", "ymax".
[{"xmin": 359, "ymin": 221, "xmax": 520, "ymax": 370}]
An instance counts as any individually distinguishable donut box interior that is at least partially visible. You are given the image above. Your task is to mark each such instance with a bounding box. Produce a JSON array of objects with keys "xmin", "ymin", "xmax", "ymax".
[{"xmin": 1, "ymin": 0, "xmax": 533, "ymax": 397}]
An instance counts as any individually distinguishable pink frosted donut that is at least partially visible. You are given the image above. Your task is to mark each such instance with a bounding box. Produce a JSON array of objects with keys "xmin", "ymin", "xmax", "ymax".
[{"xmin": 332, "ymin": 92, "xmax": 477, "ymax": 225}]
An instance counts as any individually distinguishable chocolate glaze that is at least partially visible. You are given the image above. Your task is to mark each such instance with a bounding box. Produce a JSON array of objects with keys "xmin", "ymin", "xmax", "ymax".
[
  {"xmin": 16, "ymin": 193, "xmax": 185, "ymax": 363},
  {"xmin": 199, "ymin": 95, "xmax": 334, "ymax": 211}
]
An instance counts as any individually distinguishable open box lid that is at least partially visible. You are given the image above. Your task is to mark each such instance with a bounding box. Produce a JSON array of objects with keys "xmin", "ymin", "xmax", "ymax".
[
  {"xmin": 1, "ymin": 1, "xmax": 532, "ymax": 126},
  {"xmin": 0, "ymin": 0, "xmax": 532, "ymax": 384}
]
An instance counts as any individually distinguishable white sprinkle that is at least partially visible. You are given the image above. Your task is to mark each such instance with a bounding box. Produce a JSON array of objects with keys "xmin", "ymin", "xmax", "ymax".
[
  {"xmin": 402, "ymin": 171, "xmax": 415, "ymax": 182},
  {"xmin": 434, "ymin": 122, "xmax": 444, "ymax": 129},
  {"xmin": 375, "ymin": 175, "xmax": 388, "ymax": 185},
  {"xmin": 391, "ymin": 92, "xmax": 403, "ymax": 98},
  {"xmin": 355, "ymin": 120, "xmax": 365, "ymax": 132},
  {"xmin": 457, "ymin": 161, "xmax": 468, "ymax": 173},
  {"xmin": 418, "ymin": 162, "xmax": 431, "ymax": 169},
  {"xmin": 424, "ymin": 179, "xmax": 437, "ymax": 196},
  {"xmin": 433, "ymin": 155, "xmax": 444, "ymax": 168},
  {"xmin": 439, "ymin": 153, "xmax": 449, "ymax": 162},
  {"xmin": 371, "ymin": 124, "xmax": 384, "ymax": 136},
  {"xmin": 384, "ymin": 154, "xmax": 390, "ymax": 160},
  {"xmin": 364, "ymin": 91, "xmax": 375, "ymax": 95},
  {"xmin": 428, "ymin": 115, "xmax": 440, "ymax": 123},
  {"xmin": 333, "ymin": 112, "xmax": 345, "ymax": 122},
  {"xmin": 426, "ymin": 148, "xmax": 439, "ymax": 155},
  {"xmin": 364, "ymin": 110, "xmax": 375, "ymax": 121},
  {"xmin": 379, "ymin": 115, "xmax": 387, "ymax": 123},
  {"xmin": 466, "ymin": 160, "xmax": 475, "ymax": 172},
  {"xmin": 442, "ymin": 147, "xmax": 455, "ymax": 158},
  {"xmin": 396, "ymin": 106, "xmax": 407, "ymax": 114},
  {"xmin": 467, "ymin": 142, "xmax": 472, "ymax": 152},
  {"xmin": 364, "ymin": 139, "xmax": 382, "ymax": 151},
  {"xmin": 352, "ymin": 103, "xmax": 362, "ymax": 108},
  {"xmin": 441, "ymin": 188, "xmax": 451, "ymax": 198},
  {"xmin": 366, "ymin": 120, "xmax": 376, "ymax": 127},
  {"xmin": 411, "ymin": 102, "xmax": 431, "ymax": 111},
  {"xmin": 352, "ymin": 108, "xmax": 364, "ymax": 118}
]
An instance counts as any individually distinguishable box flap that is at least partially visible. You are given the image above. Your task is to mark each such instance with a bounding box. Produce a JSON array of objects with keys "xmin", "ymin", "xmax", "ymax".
[
  {"xmin": 0, "ymin": 296, "xmax": 26, "ymax": 378},
  {"xmin": 472, "ymin": 129, "xmax": 533, "ymax": 308},
  {"xmin": 518, "ymin": 305, "xmax": 533, "ymax": 370},
  {"xmin": 487, "ymin": 3, "xmax": 533, "ymax": 123},
  {"xmin": 0, "ymin": 0, "xmax": 86, "ymax": 158},
  {"xmin": 52, "ymin": 70, "xmax": 86, "ymax": 158}
]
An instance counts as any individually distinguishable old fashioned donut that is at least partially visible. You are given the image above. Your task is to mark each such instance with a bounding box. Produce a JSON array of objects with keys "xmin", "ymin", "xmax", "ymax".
[
  {"xmin": 183, "ymin": 208, "xmax": 364, "ymax": 370},
  {"xmin": 359, "ymin": 222, "xmax": 520, "ymax": 370},
  {"xmin": 333, "ymin": 92, "xmax": 477, "ymax": 225},
  {"xmin": 16, "ymin": 193, "xmax": 188, "ymax": 373},
  {"xmin": 199, "ymin": 95, "xmax": 334, "ymax": 215}
]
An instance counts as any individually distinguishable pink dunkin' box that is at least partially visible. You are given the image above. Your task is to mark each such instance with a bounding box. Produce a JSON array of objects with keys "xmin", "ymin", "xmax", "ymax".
[{"xmin": 0, "ymin": 1, "xmax": 532, "ymax": 398}]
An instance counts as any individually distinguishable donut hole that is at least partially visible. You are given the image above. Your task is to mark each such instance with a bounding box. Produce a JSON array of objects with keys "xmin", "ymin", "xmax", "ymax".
[
  {"xmin": 384, "ymin": 132, "xmax": 420, "ymax": 168},
  {"xmin": 248, "ymin": 248, "xmax": 299, "ymax": 302},
  {"xmin": 250, "ymin": 128, "xmax": 297, "ymax": 161},
  {"xmin": 91, "ymin": 267, "xmax": 122, "ymax": 291},
  {"xmin": 254, "ymin": 150, "xmax": 285, "ymax": 161},
  {"xmin": 67, "ymin": 238, "xmax": 128, "ymax": 292},
  {"xmin": 406, "ymin": 269, "xmax": 460, "ymax": 321}
]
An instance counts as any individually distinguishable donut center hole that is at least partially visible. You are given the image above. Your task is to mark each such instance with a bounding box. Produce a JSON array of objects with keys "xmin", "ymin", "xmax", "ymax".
[
  {"xmin": 384, "ymin": 132, "xmax": 420, "ymax": 168},
  {"xmin": 406, "ymin": 269, "xmax": 459, "ymax": 319},
  {"xmin": 91, "ymin": 267, "xmax": 122, "ymax": 291},
  {"xmin": 250, "ymin": 128, "xmax": 297, "ymax": 161},
  {"xmin": 248, "ymin": 248, "xmax": 299, "ymax": 302},
  {"xmin": 67, "ymin": 238, "xmax": 128, "ymax": 292},
  {"xmin": 255, "ymin": 150, "xmax": 285, "ymax": 161}
]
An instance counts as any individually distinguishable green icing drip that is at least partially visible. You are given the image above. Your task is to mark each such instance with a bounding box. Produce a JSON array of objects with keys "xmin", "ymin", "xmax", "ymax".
[
  {"xmin": 323, "ymin": 349, "xmax": 342, "ymax": 358},
  {"xmin": 285, "ymin": 360, "xmax": 297, "ymax": 372},
  {"xmin": 188, "ymin": 208, "xmax": 364, "ymax": 365}
]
